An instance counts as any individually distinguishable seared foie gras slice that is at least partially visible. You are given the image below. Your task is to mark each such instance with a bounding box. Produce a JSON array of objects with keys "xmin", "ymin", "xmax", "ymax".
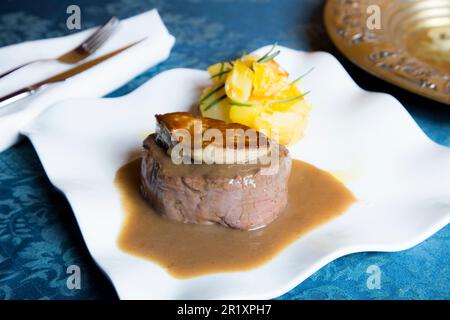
[{"xmin": 155, "ymin": 112, "xmax": 271, "ymax": 164}]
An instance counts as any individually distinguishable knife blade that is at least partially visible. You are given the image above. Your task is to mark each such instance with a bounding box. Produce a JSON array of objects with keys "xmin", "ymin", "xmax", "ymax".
[{"xmin": 0, "ymin": 38, "xmax": 146, "ymax": 108}]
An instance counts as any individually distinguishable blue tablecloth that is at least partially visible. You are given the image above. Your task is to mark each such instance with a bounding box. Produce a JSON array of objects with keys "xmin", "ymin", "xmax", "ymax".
[{"xmin": 0, "ymin": 0, "xmax": 449, "ymax": 300}]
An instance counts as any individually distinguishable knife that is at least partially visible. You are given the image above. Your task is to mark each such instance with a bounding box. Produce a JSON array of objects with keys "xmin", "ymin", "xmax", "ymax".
[{"xmin": 0, "ymin": 38, "xmax": 146, "ymax": 109}]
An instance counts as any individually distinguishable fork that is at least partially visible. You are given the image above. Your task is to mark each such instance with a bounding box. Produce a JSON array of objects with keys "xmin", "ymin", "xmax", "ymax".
[{"xmin": 0, "ymin": 17, "xmax": 119, "ymax": 79}]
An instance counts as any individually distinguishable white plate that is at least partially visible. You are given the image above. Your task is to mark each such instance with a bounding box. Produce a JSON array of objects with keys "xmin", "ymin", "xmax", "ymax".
[{"xmin": 22, "ymin": 46, "xmax": 450, "ymax": 299}]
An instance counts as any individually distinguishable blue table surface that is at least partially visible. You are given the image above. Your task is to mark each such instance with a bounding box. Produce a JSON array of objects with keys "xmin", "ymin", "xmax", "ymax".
[{"xmin": 0, "ymin": 0, "xmax": 449, "ymax": 300}]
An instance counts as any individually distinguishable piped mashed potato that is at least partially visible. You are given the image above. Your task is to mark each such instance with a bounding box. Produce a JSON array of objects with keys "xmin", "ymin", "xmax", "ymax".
[{"xmin": 199, "ymin": 45, "xmax": 312, "ymax": 146}]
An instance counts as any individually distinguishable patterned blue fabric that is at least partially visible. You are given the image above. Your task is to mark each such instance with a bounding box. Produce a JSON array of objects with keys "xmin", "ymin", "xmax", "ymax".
[{"xmin": 0, "ymin": 0, "xmax": 449, "ymax": 300}]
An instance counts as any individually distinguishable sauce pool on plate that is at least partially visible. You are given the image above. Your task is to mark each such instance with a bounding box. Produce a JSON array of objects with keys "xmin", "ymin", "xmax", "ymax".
[{"xmin": 116, "ymin": 158, "xmax": 356, "ymax": 278}]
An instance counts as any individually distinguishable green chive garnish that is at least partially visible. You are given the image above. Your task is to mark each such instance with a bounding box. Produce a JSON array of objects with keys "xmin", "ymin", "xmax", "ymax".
[
  {"xmin": 291, "ymin": 67, "xmax": 314, "ymax": 84},
  {"xmin": 203, "ymin": 94, "xmax": 227, "ymax": 111},
  {"xmin": 199, "ymin": 84, "xmax": 225, "ymax": 103},
  {"xmin": 270, "ymin": 91, "xmax": 310, "ymax": 104},
  {"xmin": 210, "ymin": 69, "xmax": 231, "ymax": 79},
  {"xmin": 218, "ymin": 62, "xmax": 225, "ymax": 80},
  {"xmin": 258, "ymin": 50, "xmax": 280, "ymax": 63},
  {"xmin": 229, "ymin": 101, "xmax": 254, "ymax": 107},
  {"xmin": 257, "ymin": 43, "xmax": 278, "ymax": 63}
]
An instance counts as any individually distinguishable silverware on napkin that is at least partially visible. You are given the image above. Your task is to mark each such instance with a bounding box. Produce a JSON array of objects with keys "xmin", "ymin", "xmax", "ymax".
[
  {"xmin": 0, "ymin": 38, "xmax": 146, "ymax": 109},
  {"xmin": 0, "ymin": 17, "xmax": 120, "ymax": 79}
]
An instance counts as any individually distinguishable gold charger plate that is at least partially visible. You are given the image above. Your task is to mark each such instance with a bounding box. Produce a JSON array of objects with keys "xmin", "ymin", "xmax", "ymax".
[{"xmin": 324, "ymin": 0, "xmax": 450, "ymax": 104}]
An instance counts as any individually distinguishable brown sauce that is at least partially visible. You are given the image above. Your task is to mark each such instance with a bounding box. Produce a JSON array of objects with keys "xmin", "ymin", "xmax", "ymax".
[{"xmin": 116, "ymin": 159, "xmax": 356, "ymax": 278}]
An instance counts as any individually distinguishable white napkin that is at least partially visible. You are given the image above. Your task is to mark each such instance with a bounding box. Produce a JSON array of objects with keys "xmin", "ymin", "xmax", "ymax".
[{"xmin": 0, "ymin": 9, "xmax": 175, "ymax": 152}]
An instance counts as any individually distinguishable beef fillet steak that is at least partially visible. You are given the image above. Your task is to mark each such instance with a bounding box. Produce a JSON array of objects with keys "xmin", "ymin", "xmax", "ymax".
[{"xmin": 140, "ymin": 113, "xmax": 292, "ymax": 230}]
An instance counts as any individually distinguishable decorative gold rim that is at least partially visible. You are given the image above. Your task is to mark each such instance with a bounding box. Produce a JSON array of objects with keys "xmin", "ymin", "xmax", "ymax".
[{"xmin": 324, "ymin": 0, "xmax": 450, "ymax": 105}]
